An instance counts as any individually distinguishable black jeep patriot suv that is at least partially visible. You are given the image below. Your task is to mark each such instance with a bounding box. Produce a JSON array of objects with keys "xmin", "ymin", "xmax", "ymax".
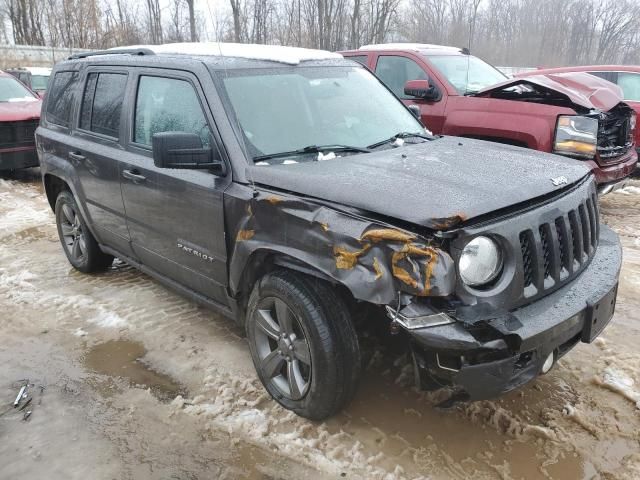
[{"xmin": 37, "ymin": 43, "xmax": 622, "ymax": 420}]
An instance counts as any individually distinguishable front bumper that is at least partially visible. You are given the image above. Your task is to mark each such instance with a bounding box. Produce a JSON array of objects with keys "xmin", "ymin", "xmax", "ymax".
[
  {"xmin": 407, "ymin": 224, "xmax": 621, "ymax": 401},
  {"xmin": 0, "ymin": 147, "xmax": 39, "ymax": 171},
  {"xmin": 587, "ymin": 148, "xmax": 637, "ymax": 185}
]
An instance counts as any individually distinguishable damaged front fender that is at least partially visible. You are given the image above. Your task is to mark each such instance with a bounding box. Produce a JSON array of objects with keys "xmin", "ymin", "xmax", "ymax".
[{"xmin": 225, "ymin": 185, "xmax": 456, "ymax": 305}]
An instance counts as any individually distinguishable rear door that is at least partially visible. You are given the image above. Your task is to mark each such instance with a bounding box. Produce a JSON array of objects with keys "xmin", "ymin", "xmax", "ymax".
[
  {"xmin": 71, "ymin": 68, "xmax": 133, "ymax": 256},
  {"xmin": 39, "ymin": 69, "xmax": 130, "ymax": 254},
  {"xmin": 119, "ymin": 68, "xmax": 230, "ymax": 304}
]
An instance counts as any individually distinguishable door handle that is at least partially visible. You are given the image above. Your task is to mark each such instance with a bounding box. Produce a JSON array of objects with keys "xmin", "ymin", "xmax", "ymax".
[
  {"xmin": 68, "ymin": 151, "xmax": 85, "ymax": 164},
  {"xmin": 122, "ymin": 169, "xmax": 147, "ymax": 184}
]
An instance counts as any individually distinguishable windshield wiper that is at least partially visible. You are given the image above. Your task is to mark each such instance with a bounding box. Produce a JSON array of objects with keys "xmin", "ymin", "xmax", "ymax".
[
  {"xmin": 253, "ymin": 144, "xmax": 370, "ymax": 162},
  {"xmin": 367, "ymin": 132, "xmax": 431, "ymax": 150}
]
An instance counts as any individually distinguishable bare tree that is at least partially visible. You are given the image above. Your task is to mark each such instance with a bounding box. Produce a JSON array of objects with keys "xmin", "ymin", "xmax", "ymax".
[
  {"xmin": 185, "ymin": 0, "xmax": 197, "ymax": 42},
  {"xmin": 3, "ymin": 0, "xmax": 640, "ymax": 68}
]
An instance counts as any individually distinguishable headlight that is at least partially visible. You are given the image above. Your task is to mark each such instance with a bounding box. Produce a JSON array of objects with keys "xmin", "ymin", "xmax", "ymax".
[
  {"xmin": 459, "ymin": 236, "xmax": 503, "ymax": 287},
  {"xmin": 631, "ymin": 112, "xmax": 637, "ymax": 136},
  {"xmin": 553, "ymin": 115, "xmax": 598, "ymax": 159}
]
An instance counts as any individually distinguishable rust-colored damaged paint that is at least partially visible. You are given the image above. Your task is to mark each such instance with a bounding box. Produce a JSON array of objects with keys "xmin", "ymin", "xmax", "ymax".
[
  {"xmin": 226, "ymin": 189, "xmax": 456, "ymax": 305},
  {"xmin": 373, "ymin": 257, "xmax": 383, "ymax": 279},
  {"xmin": 430, "ymin": 213, "xmax": 467, "ymax": 231},
  {"xmin": 265, "ymin": 195, "xmax": 283, "ymax": 205},
  {"xmin": 236, "ymin": 229, "xmax": 255, "ymax": 241},
  {"xmin": 360, "ymin": 228, "xmax": 415, "ymax": 243},
  {"xmin": 391, "ymin": 244, "xmax": 440, "ymax": 295},
  {"xmin": 334, "ymin": 245, "xmax": 371, "ymax": 269}
]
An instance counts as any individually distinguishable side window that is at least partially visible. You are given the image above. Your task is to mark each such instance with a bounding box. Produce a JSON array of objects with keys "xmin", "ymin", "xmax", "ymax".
[
  {"xmin": 616, "ymin": 73, "xmax": 640, "ymax": 102},
  {"xmin": 80, "ymin": 72, "xmax": 127, "ymax": 138},
  {"xmin": 348, "ymin": 55, "xmax": 369, "ymax": 67},
  {"xmin": 134, "ymin": 76, "xmax": 211, "ymax": 148},
  {"xmin": 46, "ymin": 71, "xmax": 80, "ymax": 127},
  {"xmin": 375, "ymin": 56, "xmax": 428, "ymax": 98}
]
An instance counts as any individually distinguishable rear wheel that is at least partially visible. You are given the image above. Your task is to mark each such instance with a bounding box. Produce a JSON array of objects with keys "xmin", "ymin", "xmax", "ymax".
[
  {"xmin": 55, "ymin": 190, "xmax": 113, "ymax": 273},
  {"xmin": 246, "ymin": 270, "xmax": 361, "ymax": 420}
]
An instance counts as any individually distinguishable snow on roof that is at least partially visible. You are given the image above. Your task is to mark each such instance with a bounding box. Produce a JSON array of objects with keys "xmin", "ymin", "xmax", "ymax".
[
  {"xmin": 359, "ymin": 43, "xmax": 462, "ymax": 53},
  {"xmin": 110, "ymin": 43, "xmax": 343, "ymax": 65}
]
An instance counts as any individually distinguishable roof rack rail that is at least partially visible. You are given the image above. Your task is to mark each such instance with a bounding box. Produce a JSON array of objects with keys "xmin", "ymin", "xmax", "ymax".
[{"xmin": 68, "ymin": 48, "xmax": 156, "ymax": 60}]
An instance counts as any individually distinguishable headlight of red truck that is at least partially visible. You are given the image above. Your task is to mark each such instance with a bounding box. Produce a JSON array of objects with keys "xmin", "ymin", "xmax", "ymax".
[{"xmin": 553, "ymin": 115, "xmax": 598, "ymax": 159}]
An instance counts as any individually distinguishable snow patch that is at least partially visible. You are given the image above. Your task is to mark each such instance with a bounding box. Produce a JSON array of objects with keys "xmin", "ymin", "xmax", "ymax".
[
  {"xmin": 593, "ymin": 368, "xmax": 640, "ymax": 409},
  {"xmin": 89, "ymin": 311, "xmax": 128, "ymax": 329},
  {"xmin": 111, "ymin": 43, "xmax": 342, "ymax": 65},
  {"xmin": 614, "ymin": 186, "xmax": 640, "ymax": 196}
]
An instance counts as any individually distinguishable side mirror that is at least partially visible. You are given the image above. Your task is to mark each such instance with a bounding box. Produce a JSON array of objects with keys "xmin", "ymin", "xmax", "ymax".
[
  {"xmin": 404, "ymin": 80, "xmax": 441, "ymax": 101},
  {"xmin": 152, "ymin": 131, "xmax": 227, "ymax": 175}
]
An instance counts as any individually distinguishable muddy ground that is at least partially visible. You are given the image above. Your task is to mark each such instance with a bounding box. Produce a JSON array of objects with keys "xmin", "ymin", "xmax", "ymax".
[{"xmin": 1, "ymin": 169, "xmax": 639, "ymax": 480}]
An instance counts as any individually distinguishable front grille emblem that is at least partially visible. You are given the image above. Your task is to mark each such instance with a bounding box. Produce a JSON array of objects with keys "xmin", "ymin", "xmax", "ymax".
[{"xmin": 551, "ymin": 176, "xmax": 568, "ymax": 186}]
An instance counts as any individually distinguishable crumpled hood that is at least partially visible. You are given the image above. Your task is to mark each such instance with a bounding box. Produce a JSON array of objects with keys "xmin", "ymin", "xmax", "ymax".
[
  {"xmin": 476, "ymin": 72, "xmax": 623, "ymax": 112},
  {"xmin": 0, "ymin": 99, "xmax": 41, "ymax": 122},
  {"xmin": 247, "ymin": 137, "xmax": 592, "ymax": 229}
]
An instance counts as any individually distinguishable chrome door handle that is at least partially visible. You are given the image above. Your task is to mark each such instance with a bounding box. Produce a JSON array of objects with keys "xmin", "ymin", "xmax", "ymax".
[{"xmin": 122, "ymin": 169, "xmax": 147, "ymax": 184}]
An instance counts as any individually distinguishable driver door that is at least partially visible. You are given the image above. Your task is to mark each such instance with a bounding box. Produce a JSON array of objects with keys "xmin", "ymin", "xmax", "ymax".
[
  {"xmin": 119, "ymin": 69, "xmax": 231, "ymax": 304},
  {"xmin": 373, "ymin": 53, "xmax": 448, "ymax": 134}
]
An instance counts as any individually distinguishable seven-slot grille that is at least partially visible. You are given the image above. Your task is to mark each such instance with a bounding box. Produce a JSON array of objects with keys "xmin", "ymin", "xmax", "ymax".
[
  {"xmin": 0, "ymin": 120, "xmax": 39, "ymax": 149},
  {"xmin": 519, "ymin": 193, "xmax": 599, "ymax": 296}
]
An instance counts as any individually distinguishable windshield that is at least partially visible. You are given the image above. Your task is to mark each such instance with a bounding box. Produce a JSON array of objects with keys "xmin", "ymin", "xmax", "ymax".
[
  {"xmin": 0, "ymin": 77, "xmax": 38, "ymax": 102},
  {"xmin": 218, "ymin": 65, "xmax": 424, "ymax": 161},
  {"xmin": 426, "ymin": 55, "xmax": 507, "ymax": 95},
  {"xmin": 31, "ymin": 74, "xmax": 50, "ymax": 91}
]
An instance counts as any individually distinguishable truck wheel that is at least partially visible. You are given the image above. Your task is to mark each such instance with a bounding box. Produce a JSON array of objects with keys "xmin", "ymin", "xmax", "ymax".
[
  {"xmin": 54, "ymin": 190, "xmax": 113, "ymax": 273},
  {"xmin": 246, "ymin": 270, "xmax": 361, "ymax": 420}
]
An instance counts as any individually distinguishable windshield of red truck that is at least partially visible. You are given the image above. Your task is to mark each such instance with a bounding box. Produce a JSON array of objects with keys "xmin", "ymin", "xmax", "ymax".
[{"xmin": 426, "ymin": 55, "xmax": 507, "ymax": 95}]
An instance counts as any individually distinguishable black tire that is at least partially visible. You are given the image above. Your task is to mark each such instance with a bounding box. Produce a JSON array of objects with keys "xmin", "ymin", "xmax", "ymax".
[
  {"xmin": 54, "ymin": 190, "xmax": 113, "ymax": 273},
  {"xmin": 246, "ymin": 270, "xmax": 361, "ymax": 420}
]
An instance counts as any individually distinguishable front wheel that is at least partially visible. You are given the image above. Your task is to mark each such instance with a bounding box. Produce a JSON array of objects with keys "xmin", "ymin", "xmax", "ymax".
[
  {"xmin": 246, "ymin": 270, "xmax": 361, "ymax": 420},
  {"xmin": 55, "ymin": 190, "xmax": 113, "ymax": 273}
]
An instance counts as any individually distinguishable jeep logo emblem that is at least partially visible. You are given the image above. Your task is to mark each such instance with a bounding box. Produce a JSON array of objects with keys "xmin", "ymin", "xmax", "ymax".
[{"xmin": 551, "ymin": 176, "xmax": 568, "ymax": 186}]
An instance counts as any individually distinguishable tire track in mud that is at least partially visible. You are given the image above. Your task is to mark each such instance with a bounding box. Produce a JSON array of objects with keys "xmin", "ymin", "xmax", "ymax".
[{"xmin": 1, "ymin": 172, "xmax": 640, "ymax": 479}]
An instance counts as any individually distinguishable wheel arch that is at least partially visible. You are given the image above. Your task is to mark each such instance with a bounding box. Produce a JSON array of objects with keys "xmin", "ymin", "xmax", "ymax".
[
  {"xmin": 44, "ymin": 172, "xmax": 101, "ymax": 242},
  {"xmin": 44, "ymin": 173, "xmax": 70, "ymax": 211},
  {"xmin": 231, "ymin": 248, "xmax": 355, "ymax": 326}
]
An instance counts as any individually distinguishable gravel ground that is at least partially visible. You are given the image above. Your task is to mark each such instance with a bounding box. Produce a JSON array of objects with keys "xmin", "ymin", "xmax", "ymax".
[{"xmin": 1, "ymin": 168, "xmax": 639, "ymax": 480}]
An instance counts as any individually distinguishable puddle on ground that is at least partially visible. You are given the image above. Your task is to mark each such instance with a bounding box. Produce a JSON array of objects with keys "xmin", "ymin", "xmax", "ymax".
[{"xmin": 84, "ymin": 339, "xmax": 185, "ymax": 402}]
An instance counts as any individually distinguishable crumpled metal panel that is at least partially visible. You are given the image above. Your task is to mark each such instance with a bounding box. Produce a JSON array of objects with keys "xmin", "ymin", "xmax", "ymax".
[{"xmin": 226, "ymin": 186, "xmax": 456, "ymax": 305}]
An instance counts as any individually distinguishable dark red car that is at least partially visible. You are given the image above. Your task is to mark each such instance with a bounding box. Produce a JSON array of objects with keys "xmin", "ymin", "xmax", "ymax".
[
  {"xmin": 340, "ymin": 44, "xmax": 637, "ymax": 192},
  {"xmin": 517, "ymin": 65, "xmax": 640, "ymax": 155},
  {"xmin": 0, "ymin": 70, "xmax": 42, "ymax": 171}
]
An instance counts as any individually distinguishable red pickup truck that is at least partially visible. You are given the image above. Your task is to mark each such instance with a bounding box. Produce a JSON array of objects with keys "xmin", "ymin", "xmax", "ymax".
[
  {"xmin": 517, "ymin": 65, "xmax": 640, "ymax": 156},
  {"xmin": 340, "ymin": 44, "xmax": 637, "ymax": 192},
  {"xmin": 0, "ymin": 70, "xmax": 41, "ymax": 171}
]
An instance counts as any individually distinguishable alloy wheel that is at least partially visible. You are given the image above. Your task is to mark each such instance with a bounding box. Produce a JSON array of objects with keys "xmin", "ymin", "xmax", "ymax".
[
  {"xmin": 60, "ymin": 203, "xmax": 87, "ymax": 262},
  {"xmin": 253, "ymin": 297, "xmax": 312, "ymax": 400}
]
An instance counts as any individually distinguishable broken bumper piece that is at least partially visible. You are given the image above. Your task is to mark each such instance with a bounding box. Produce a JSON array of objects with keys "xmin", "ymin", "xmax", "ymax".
[{"xmin": 398, "ymin": 224, "xmax": 622, "ymax": 401}]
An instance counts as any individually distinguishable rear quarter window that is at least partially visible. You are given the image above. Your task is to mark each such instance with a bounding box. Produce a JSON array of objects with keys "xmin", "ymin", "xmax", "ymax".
[{"xmin": 46, "ymin": 71, "xmax": 80, "ymax": 127}]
